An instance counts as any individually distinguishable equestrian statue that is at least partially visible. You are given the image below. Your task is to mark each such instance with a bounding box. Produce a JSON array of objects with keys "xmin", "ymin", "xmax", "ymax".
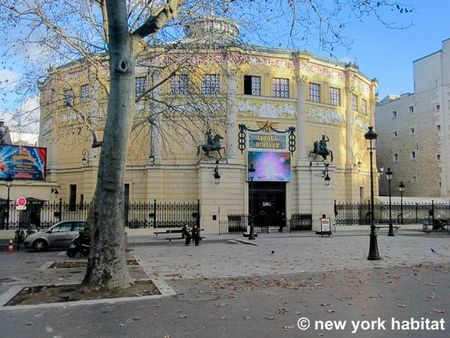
[
  {"xmin": 197, "ymin": 129, "xmax": 225, "ymax": 158},
  {"xmin": 309, "ymin": 135, "xmax": 333, "ymax": 162}
]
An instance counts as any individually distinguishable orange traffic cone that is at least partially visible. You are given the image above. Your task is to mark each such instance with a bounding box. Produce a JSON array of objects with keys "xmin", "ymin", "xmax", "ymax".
[{"xmin": 7, "ymin": 238, "xmax": 15, "ymax": 253}]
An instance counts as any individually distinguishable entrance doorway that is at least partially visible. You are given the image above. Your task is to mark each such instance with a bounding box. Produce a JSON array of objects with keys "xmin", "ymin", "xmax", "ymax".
[{"xmin": 249, "ymin": 182, "xmax": 286, "ymax": 230}]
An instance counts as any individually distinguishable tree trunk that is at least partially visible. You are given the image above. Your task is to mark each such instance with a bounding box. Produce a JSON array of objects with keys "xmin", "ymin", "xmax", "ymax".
[{"xmin": 82, "ymin": 0, "xmax": 134, "ymax": 289}]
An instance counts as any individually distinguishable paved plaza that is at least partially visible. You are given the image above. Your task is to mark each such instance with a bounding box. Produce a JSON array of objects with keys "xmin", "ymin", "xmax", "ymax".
[
  {"xmin": 132, "ymin": 232, "xmax": 450, "ymax": 280},
  {"xmin": 0, "ymin": 231, "xmax": 449, "ymax": 338}
]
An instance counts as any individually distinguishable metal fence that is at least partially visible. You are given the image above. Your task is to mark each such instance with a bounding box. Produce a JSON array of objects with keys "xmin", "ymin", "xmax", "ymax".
[
  {"xmin": 335, "ymin": 200, "xmax": 450, "ymax": 226},
  {"xmin": 0, "ymin": 199, "xmax": 200, "ymax": 230},
  {"xmin": 219, "ymin": 213, "xmax": 313, "ymax": 234}
]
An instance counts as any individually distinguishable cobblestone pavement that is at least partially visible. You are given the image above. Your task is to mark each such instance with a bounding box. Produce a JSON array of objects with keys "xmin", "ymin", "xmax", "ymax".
[{"xmin": 132, "ymin": 233, "xmax": 450, "ymax": 280}]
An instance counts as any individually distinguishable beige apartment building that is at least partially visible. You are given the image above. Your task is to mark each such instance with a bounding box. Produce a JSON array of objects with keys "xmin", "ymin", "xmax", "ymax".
[
  {"xmin": 37, "ymin": 16, "xmax": 378, "ymax": 232},
  {"xmin": 376, "ymin": 39, "xmax": 450, "ymax": 198}
]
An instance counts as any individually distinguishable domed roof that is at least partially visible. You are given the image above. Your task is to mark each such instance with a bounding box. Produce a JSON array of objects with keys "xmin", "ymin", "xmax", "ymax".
[{"xmin": 184, "ymin": 15, "xmax": 239, "ymax": 46}]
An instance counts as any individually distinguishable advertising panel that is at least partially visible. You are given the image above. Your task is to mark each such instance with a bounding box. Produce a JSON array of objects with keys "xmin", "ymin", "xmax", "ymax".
[
  {"xmin": 0, "ymin": 145, "xmax": 47, "ymax": 180},
  {"xmin": 248, "ymin": 151, "xmax": 291, "ymax": 182}
]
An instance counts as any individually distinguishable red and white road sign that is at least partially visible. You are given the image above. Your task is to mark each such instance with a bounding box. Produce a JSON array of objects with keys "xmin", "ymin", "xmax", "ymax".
[{"xmin": 16, "ymin": 197, "xmax": 27, "ymax": 207}]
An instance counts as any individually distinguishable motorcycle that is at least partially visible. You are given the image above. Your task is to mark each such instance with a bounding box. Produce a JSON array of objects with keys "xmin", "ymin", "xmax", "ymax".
[{"xmin": 67, "ymin": 230, "xmax": 90, "ymax": 257}]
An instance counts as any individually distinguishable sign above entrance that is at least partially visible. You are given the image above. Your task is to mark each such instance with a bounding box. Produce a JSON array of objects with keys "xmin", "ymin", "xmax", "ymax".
[
  {"xmin": 238, "ymin": 122, "xmax": 296, "ymax": 154},
  {"xmin": 248, "ymin": 151, "xmax": 291, "ymax": 182},
  {"xmin": 249, "ymin": 133, "xmax": 286, "ymax": 150}
]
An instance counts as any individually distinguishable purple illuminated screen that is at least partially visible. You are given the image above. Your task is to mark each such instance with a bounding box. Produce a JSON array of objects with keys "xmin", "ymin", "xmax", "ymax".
[{"xmin": 248, "ymin": 151, "xmax": 291, "ymax": 182}]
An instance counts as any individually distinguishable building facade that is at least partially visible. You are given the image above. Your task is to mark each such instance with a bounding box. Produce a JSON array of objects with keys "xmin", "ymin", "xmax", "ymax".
[
  {"xmin": 38, "ymin": 17, "xmax": 377, "ymax": 232},
  {"xmin": 376, "ymin": 39, "xmax": 450, "ymax": 198}
]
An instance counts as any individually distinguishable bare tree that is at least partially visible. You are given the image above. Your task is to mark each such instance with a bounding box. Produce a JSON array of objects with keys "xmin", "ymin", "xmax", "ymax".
[{"xmin": 0, "ymin": 0, "xmax": 411, "ymax": 290}]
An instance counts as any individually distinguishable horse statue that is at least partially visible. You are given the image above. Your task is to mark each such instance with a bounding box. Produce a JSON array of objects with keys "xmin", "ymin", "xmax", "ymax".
[
  {"xmin": 197, "ymin": 133, "xmax": 224, "ymax": 158},
  {"xmin": 309, "ymin": 135, "xmax": 333, "ymax": 162}
]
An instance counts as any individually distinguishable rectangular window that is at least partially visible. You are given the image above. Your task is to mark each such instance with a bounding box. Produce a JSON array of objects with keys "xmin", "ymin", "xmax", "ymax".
[
  {"xmin": 393, "ymin": 154, "xmax": 399, "ymax": 162},
  {"xmin": 244, "ymin": 75, "xmax": 261, "ymax": 96},
  {"xmin": 308, "ymin": 83, "xmax": 320, "ymax": 102},
  {"xmin": 351, "ymin": 94, "xmax": 358, "ymax": 111},
  {"xmin": 409, "ymin": 105, "xmax": 414, "ymax": 113},
  {"xmin": 392, "ymin": 111, "xmax": 397, "ymax": 119},
  {"xmin": 201, "ymin": 74, "xmax": 220, "ymax": 94},
  {"xmin": 69, "ymin": 184, "xmax": 77, "ymax": 211},
  {"xmin": 80, "ymin": 84, "xmax": 89, "ymax": 103},
  {"xmin": 135, "ymin": 77, "xmax": 147, "ymax": 97},
  {"xmin": 361, "ymin": 99, "xmax": 367, "ymax": 114},
  {"xmin": 410, "ymin": 151, "xmax": 416, "ymax": 160},
  {"xmin": 170, "ymin": 75, "xmax": 189, "ymax": 95},
  {"xmin": 393, "ymin": 130, "xmax": 398, "ymax": 138},
  {"xmin": 437, "ymin": 125, "xmax": 441, "ymax": 131},
  {"xmin": 64, "ymin": 89, "xmax": 74, "ymax": 107},
  {"xmin": 437, "ymin": 154, "xmax": 441, "ymax": 161},
  {"xmin": 436, "ymin": 104, "xmax": 440, "ymax": 111},
  {"xmin": 273, "ymin": 78, "xmax": 289, "ymax": 98},
  {"xmin": 410, "ymin": 127, "xmax": 415, "ymax": 135},
  {"xmin": 411, "ymin": 175, "xmax": 418, "ymax": 183},
  {"xmin": 329, "ymin": 87, "xmax": 341, "ymax": 106}
]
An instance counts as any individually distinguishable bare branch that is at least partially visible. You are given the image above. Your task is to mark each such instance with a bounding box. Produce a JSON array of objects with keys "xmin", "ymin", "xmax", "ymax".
[{"xmin": 132, "ymin": 0, "xmax": 185, "ymax": 38}]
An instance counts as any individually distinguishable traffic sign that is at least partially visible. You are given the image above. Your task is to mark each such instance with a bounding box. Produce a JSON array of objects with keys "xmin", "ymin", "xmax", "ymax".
[{"xmin": 16, "ymin": 197, "xmax": 27, "ymax": 207}]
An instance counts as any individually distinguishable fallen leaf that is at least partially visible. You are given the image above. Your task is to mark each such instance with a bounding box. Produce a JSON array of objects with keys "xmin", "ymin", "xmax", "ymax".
[
  {"xmin": 283, "ymin": 325, "xmax": 295, "ymax": 330},
  {"xmin": 397, "ymin": 304, "xmax": 407, "ymax": 308},
  {"xmin": 433, "ymin": 309, "xmax": 445, "ymax": 313}
]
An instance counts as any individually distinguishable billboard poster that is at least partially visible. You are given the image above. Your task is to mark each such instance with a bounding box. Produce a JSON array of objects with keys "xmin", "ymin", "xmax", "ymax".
[
  {"xmin": 0, "ymin": 145, "xmax": 47, "ymax": 181},
  {"xmin": 248, "ymin": 151, "xmax": 291, "ymax": 182}
]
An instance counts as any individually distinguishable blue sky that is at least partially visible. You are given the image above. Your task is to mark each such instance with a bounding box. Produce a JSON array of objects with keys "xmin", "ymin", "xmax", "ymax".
[
  {"xmin": 336, "ymin": 0, "xmax": 450, "ymax": 99},
  {"xmin": 1, "ymin": 1, "xmax": 450, "ymax": 117}
]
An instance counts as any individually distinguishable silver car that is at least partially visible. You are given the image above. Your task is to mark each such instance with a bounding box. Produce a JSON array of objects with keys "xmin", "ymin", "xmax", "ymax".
[{"xmin": 24, "ymin": 220, "xmax": 86, "ymax": 251}]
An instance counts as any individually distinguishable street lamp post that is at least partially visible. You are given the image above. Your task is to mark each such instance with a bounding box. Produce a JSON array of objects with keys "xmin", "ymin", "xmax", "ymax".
[
  {"xmin": 399, "ymin": 181, "xmax": 405, "ymax": 225},
  {"xmin": 386, "ymin": 168, "xmax": 394, "ymax": 236},
  {"xmin": 364, "ymin": 126, "xmax": 381, "ymax": 260},
  {"xmin": 5, "ymin": 174, "xmax": 13, "ymax": 230},
  {"xmin": 248, "ymin": 164, "xmax": 256, "ymax": 240}
]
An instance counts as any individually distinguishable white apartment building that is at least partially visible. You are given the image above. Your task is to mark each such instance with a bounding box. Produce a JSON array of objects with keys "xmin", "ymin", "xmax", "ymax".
[{"xmin": 376, "ymin": 38, "xmax": 450, "ymax": 197}]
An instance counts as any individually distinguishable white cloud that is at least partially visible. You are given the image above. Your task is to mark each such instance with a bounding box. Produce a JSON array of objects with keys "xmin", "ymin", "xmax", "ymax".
[
  {"xmin": 0, "ymin": 69, "xmax": 20, "ymax": 91},
  {"xmin": 2, "ymin": 96, "xmax": 40, "ymax": 134}
]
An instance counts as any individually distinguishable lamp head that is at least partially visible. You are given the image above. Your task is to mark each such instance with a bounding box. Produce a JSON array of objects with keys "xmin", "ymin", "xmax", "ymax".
[
  {"xmin": 386, "ymin": 167, "xmax": 393, "ymax": 181},
  {"xmin": 364, "ymin": 126, "xmax": 377, "ymax": 150}
]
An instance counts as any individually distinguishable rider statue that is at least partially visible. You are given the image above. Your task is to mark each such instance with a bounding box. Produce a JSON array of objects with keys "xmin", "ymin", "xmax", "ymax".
[
  {"xmin": 206, "ymin": 129, "xmax": 214, "ymax": 145},
  {"xmin": 318, "ymin": 135, "xmax": 329, "ymax": 154}
]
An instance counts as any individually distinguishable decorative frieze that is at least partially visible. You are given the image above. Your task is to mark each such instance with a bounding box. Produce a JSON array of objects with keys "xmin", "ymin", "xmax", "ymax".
[
  {"xmin": 238, "ymin": 99, "xmax": 296, "ymax": 118},
  {"xmin": 305, "ymin": 106, "xmax": 345, "ymax": 126}
]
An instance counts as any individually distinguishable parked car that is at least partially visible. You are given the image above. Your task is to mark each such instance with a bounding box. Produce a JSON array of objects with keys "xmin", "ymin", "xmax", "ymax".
[{"xmin": 24, "ymin": 220, "xmax": 86, "ymax": 252}]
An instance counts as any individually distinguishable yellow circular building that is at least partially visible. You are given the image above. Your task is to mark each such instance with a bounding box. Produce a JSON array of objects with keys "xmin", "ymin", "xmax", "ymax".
[{"xmin": 39, "ymin": 16, "xmax": 377, "ymax": 233}]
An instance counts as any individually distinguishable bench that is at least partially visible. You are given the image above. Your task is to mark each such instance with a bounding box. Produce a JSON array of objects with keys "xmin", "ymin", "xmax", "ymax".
[
  {"xmin": 422, "ymin": 221, "xmax": 450, "ymax": 233},
  {"xmin": 375, "ymin": 225, "xmax": 400, "ymax": 232},
  {"xmin": 154, "ymin": 229, "xmax": 183, "ymax": 238},
  {"xmin": 156, "ymin": 228, "xmax": 205, "ymax": 244}
]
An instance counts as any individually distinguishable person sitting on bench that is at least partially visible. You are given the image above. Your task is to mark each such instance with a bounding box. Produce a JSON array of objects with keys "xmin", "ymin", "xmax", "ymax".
[{"xmin": 182, "ymin": 224, "xmax": 192, "ymax": 246}]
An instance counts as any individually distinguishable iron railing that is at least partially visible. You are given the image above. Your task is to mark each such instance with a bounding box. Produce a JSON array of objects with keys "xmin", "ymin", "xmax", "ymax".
[
  {"xmin": 335, "ymin": 200, "xmax": 450, "ymax": 226},
  {"xmin": 219, "ymin": 213, "xmax": 312, "ymax": 234},
  {"xmin": 0, "ymin": 199, "xmax": 200, "ymax": 230}
]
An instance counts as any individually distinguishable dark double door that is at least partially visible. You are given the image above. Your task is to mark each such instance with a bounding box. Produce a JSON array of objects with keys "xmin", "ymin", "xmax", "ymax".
[{"xmin": 249, "ymin": 182, "xmax": 286, "ymax": 229}]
